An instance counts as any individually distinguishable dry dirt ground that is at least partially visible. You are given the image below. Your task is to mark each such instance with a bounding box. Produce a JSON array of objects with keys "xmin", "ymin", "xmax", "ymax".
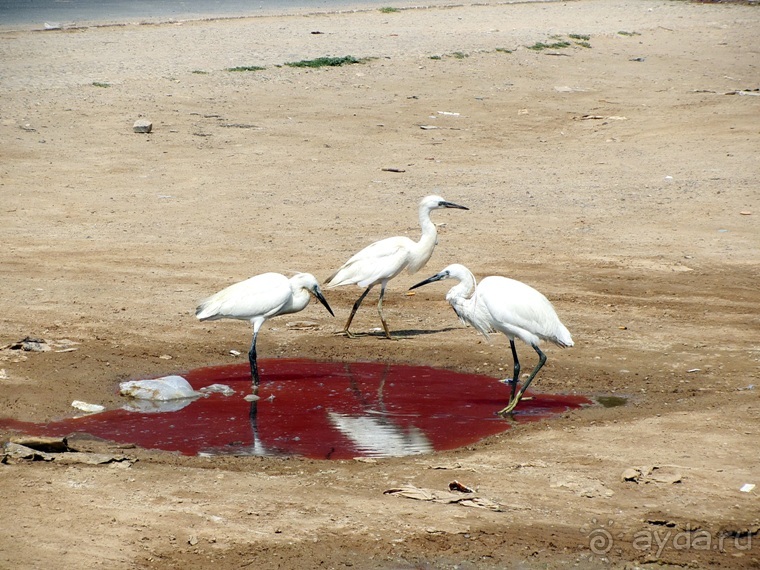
[{"xmin": 1, "ymin": 0, "xmax": 759, "ymax": 568}]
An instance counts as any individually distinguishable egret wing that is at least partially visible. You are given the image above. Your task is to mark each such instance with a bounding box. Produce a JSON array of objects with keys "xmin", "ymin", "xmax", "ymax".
[
  {"xmin": 479, "ymin": 277, "xmax": 560, "ymax": 342},
  {"xmin": 196, "ymin": 273, "xmax": 291, "ymax": 321},
  {"xmin": 328, "ymin": 237, "xmax": 413, "ymax": 287}
]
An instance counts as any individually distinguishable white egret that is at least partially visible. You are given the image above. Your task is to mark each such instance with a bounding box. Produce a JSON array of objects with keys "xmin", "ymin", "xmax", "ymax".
[
  {"xmin": 196, "ymin": 272, "xmax": 334, "ymax": 387},
  {"xmin": 326, "ymin": 195, "xmax": 468, "ymax": 339},
  {"xmin": 410, "ymin": 263, "xmax": 573, "ymax": 415}
]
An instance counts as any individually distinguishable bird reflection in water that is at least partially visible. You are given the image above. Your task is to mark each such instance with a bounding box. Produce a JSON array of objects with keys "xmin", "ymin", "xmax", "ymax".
[{"xmin": 245, "ymin": 363, "xmax": 433, "ymax": 459}]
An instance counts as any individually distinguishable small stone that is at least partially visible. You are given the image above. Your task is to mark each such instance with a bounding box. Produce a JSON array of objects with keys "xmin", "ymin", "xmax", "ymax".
[{"xmin": 133, "ymin": 119, "xmax": 153, "ymax": 133}]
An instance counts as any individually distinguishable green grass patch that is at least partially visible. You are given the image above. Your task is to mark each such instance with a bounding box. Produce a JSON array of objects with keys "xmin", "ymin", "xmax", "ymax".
[
  {"xmin": 617, "ymin": 31, "xmax": 640, "ymax": 36},
  {"xmin": 569, "ymin": 33, "xmax": 590, "ymax": 41},
  {"xmin": 495, "ymin": 47, "xmax": 513, "ymax": 54},
  {"xmin": 379, "ymin": 6, "xmax": 399, "ymax": 13},
  {"xmin": 226, "ymin": 66, "xmax": 266, "ymax": 72},
  {"xmin": 285, "ymin": 56, "xmax": 363, "ymax": 68},
  {"xmin": 452, "ymin": 51, "xmax": 469, "ymax": 59},
  {"xmin": 527, "ymin": 41, "xmax": 571, "ymax": 51},
  {"xmin": 575, "ymin": 41, "xmax": 592, "ymax": 48},
  {"xmin": 192, "ymin": 70, "xmax": 209, "ymax": 74},
  {"xmin": 91, "ymin": 82, "xmax": 110, "ymax": 88}
]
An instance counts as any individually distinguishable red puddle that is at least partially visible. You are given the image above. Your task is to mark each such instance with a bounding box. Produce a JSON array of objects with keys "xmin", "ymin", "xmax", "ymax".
[{"xmin": 0, "ymin": 359, "xmax": 591, "ymax": 459}]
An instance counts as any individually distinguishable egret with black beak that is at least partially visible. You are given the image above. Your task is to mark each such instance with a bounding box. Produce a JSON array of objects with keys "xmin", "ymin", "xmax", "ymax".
[
  {"xmin": 410, "ymin": 263, "xmax": 573, "ymax": 415},
  {"xmin": 196, "ymin": 272, "xmax": 334, "ymax": 387},
  {"xmin": 327, "ymin": 195, "xmax": 468, "ymax": 339}
]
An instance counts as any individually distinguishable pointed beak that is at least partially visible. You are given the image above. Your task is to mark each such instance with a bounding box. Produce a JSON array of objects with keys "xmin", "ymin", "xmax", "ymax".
[
  {"xmin": 440, "ymin": 200, "xmax": 469, "ymax": 210},
  {"xmin": 313, "ymin": 287, "xmax": 335, "ymax": 316},
  {"xmin": 409, "ymin": 272, "xmax": 447, "ymax": 290}
]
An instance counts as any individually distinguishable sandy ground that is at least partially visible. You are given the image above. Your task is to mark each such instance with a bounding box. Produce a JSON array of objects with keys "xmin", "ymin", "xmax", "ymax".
[{"xmin": 1, "ymin": 0, "xmax": 759, "ymax": 567}]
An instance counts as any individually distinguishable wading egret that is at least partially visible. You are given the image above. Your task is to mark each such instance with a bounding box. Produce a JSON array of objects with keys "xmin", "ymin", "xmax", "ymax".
[
  {"xmin": 410, "ymin": 263, "xmax": 573, "ymax": 415},
  {"xmin": 326, "ymin": 195, "xmax": 468, "ymax": 338},
  {"xmin": 196, "ymin": 272, "xmax": 334, "ymax": 387}
]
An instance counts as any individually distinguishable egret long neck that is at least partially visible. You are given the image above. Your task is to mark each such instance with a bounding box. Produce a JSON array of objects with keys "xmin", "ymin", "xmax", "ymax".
[
  {"xmin": 446, "ymin": 271, "xmax": 477, "ymax": 305},
  {"xmin": 446, "ymin": 270, "xmax": 480, "ymax": 330},
  {"xmin": 282, "ymin": 287, "xmax": 311, "ymax": 315},
  {"xmin": 407, "ymin": 207, "xmax": 438, "ymax": 274}
]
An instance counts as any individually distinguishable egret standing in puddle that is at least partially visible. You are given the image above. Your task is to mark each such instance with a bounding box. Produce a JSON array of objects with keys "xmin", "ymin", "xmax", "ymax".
[
  {"xmin": 196, "ymin": 272, "xmax": 334, "ymax": 388},
  {"xmin": 410, "ymin": 263, "xmax": 573, "ymax": 415},
  {"xmin": 326, "ymin": 195, "xmax": 468, "ymax": 339}
]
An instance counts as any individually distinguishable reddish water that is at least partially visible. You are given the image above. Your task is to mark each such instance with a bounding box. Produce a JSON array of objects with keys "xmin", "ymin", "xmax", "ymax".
[{"xmin": 0, "ymin": 359, "xmax": 591, "ymax": 459}]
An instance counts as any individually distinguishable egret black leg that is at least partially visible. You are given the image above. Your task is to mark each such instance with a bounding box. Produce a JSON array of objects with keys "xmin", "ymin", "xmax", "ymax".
[
  {"xmin": 248, "ymin": 329, "xmax": 260, "ymax": 388},
  {"xmin": 498, "ymin": 344, "xmax": 546, "ymax": 416},
  {"xmin": 498, "ymin": 339, "xmax": 520, "ymax": 400},
  {"xmin": 377, "ymin": 282, "xmax": 392, "ymax": 339},
  {"xmin": 509, "ymin": 339, "xmax": 520, "ymax": 402},
  {"xmin": 343, "ymin": 286, "xmax": 372, "ymax": 338}
]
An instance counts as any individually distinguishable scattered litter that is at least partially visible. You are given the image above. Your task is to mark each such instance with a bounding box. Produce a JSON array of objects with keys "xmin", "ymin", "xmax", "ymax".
[
  {"xmin": 579, "ymin": 114, "xmax": 627, "ymax": 121},
  {"xmin": 2, "ymin": 440, "xmax": 131, "ymax": 465},
  {"xmin": 384, "ymin": 484, "xmax": 504, "ymax": 511},
  {"xmin": 199, "ymin": 384, "xmax": 235, "ymax": 396},
  {"xmin": 687, "ymin": 368, "xmax": 701, "ymax": 373},
  {"xmin": 621, "ymin": 465, "xmax": 682, "ymax": 485},
  {"xmin": 71, "ymin": 400, "xmax": 106, "ymax": 414},
  {"xmin": 740, "ymin": 483, "xmax": 755, "ymax": 493},
  {"xmin": 9, "ymin": 436, "xmax": 69, "ymax": 453},
  {"xmin": 437, "ymin": 111, "xmax": 460, "ymax": 116},
  {"xmin": 244, "ymin": 393, "xmax": 260, "ymax": 402},
  {"xmin": 159, "ymin": 354, "xmax": 173, "ymax": 360},
  {"xmin": 419, "ymin": 125, "xmax": 439, "ymax": 130},
  {"xmin": 229, "ymin": 349, "xmax": 241, "ymax": 356},
  {"xmin": 3, "ymin": 337, "xmax": 51, "ymax": 352},
  {"xmin": 381, "ymin": 168, "xmax": 406, "ymax": 173},
  {"xmin": 740, "ymin": 211, "xmax": 752, "ymax": 215},
  {"xmin": 1, "ymin": 337, "xmax": 79, "ymax": 353},
  {"xmin": 448, "ymin": 480, "xmax": 474, "ymax": 493},
  {"xmin": 285, "ymin": 320, "xmax": 319, "ymax": 330},
  {"xmin": 119, "ymin": 375, "xmax": 201, "ymax": 401},
  {"xmin": 725, "ymin": 89, "xmax": 760, "ymax": 96},
  {"xmin": 554, "ymin": 86, "xmax": 586, "ymax": 92},
  {"xmin": 43, "ymin": 22, "xmax": 62, "ymax": 30}
]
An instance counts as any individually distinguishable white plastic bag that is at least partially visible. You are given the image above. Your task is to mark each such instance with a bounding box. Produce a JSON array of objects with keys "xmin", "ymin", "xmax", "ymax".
[{"xmin": 119, "ymin": 375, "xmax": 201, "ymax": 401}]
